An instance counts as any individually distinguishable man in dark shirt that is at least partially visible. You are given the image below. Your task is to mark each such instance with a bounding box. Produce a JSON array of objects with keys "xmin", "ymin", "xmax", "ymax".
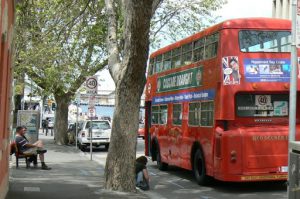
[{"xmin": 15, "ymin": 126, "xmax": 51, "ymax": 170}]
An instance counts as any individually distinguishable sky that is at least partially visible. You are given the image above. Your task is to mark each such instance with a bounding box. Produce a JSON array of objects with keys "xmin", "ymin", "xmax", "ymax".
[
  {"xmin": 100, "ymin": 0, "xmax": 274, "ymax": 91},
  {"xmin": 215, "ymin": 0, "xmax": 273, "ymax": 22}
]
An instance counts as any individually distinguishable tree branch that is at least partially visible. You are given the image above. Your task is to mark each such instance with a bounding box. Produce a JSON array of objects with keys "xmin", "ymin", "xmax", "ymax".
[
  {"xmin": 105, "ymin": 0, "xmax": 121, "ymax": 83},
  {"xmin": 57, "ymin": 0, "xmax": 92, "ymax": 40},
  {"xmin": 152, "ymin": 0, "xmax": 163, "ymax": 16},
  {"xmin": 69, "ymin": 59, "xmax": 108, "ymax": 95}
]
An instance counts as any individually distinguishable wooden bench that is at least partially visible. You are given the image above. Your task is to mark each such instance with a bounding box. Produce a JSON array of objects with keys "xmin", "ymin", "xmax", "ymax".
[{"xmin": 10, "ymin": 141, "xmax": 35, "ymax": 168}]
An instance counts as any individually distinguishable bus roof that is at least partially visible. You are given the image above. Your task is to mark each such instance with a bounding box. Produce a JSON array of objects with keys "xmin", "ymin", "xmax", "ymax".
[{"xmin": 150, "ymin": 17, "xmax": 291, "ymax": 58}]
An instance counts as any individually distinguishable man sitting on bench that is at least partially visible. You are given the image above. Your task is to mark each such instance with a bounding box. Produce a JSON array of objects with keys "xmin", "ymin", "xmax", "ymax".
[{"xmin": 15, "ymin": 126, "xmax": 51, "ymax": 170}]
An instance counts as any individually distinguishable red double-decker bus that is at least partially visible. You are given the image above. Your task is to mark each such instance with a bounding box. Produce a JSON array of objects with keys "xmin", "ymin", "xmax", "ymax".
[{"xmin": 144, "ymin": 18, "xmax": 300, "ymax": 185}]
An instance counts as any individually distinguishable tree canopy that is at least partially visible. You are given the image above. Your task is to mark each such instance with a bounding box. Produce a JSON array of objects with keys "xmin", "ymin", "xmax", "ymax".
[
  {"xmin": 151, "ymin": 0, "xmax": 226, "ymax": 48},
  {"xmin": 14, "ymin": 0, "xmax": 226, "ymax": 100},
  {"xmin": 14, "ymin": 0, "xmax": 107, "ymax": 97},
  {"xmin": 14, "ymin": 0, "xmax": 108, "ymax": 144}
]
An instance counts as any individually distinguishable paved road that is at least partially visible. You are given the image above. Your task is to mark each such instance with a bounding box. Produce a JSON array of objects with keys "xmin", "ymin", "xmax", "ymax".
[{"xmin": 83, "ymin": 138, "xmax": 288, "ymax": 199}]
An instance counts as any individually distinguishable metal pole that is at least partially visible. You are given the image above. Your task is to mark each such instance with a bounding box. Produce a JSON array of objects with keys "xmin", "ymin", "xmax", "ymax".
[
  {"xmin": 75, "ymin": 101, "xmax": 79, "ymax": 149},
  {"xmin": 288, "ymin": 1, "xmax": 298, "ymax": 198},
  {"xmin": 291, "ymin": 0, "xmax": 298, "ymax": 143},
  {"xmin": 90, "ymin": 117, "xmax": 93, "ymax": 161}
]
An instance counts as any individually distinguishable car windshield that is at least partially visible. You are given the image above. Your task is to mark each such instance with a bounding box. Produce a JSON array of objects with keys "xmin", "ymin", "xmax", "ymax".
[{"xmin": 92, "ymin": 121, "xmax": 111, "ymax": 130}]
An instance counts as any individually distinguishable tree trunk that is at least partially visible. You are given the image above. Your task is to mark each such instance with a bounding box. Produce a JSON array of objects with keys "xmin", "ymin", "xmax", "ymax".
[
  {"xmin": 105, "ymin": 81, "xmax": 144, "ymax": 191},
  {"xmin": 104, "ymin": 0, "xmax": 153, "ymax": 192},
  {"xmin": 54, "ymin": 95, "xmax": 70, "ymax": 145}
]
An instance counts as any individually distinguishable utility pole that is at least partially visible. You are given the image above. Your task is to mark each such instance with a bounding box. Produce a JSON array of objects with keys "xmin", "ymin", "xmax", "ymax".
[{"xmin": 288, "ymin": 1, "xmax": 299, "ymax": 198}]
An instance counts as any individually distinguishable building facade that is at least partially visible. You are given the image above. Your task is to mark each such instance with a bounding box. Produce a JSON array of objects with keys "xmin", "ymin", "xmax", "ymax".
[
  {"xmin": 273, "ymin": 0, "xmax": 291, "ymax": 19},
  {"xmin": 0, "ymin": 0, "xmax": 15, "ymax": 199}
]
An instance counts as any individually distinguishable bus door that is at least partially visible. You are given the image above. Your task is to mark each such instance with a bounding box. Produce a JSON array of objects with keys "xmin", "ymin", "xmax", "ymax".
[
  {"xmin": 151, "ymin": 104, "xmax": 170, "ymax": 163},
  {"xmin": 169, "ymin": 103, "xmax": 183, "ymax": 165}
]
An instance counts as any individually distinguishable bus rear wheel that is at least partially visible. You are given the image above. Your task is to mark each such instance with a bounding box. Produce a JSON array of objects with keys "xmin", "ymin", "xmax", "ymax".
[
  {"xmin": 156, "ymin": 143, "xmax": 168, "ymax": 171},
  {"xmin": 193, "ymin": 149, "xmax": 209, "ymax": 186}
]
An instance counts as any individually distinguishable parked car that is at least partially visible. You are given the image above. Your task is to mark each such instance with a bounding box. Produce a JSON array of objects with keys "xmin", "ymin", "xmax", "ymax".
[
  {"xmin": 77, "ymin": 120, "xmax": 111, "ymax": 151},
  {"xmin": 100, "ymin": 116, "xmax": 111, "ymax": 122},
  {"xmin": 137, "ymin": 123, "xmax": 145, "ymax": 139}
]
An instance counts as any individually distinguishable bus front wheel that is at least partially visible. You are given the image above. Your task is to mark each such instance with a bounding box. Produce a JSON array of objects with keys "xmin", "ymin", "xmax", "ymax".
[
  {"xmin": 156, "ymin": 143, "xmax": 168, "ymax": 171},
  {"xmin": 193, "ymin": 149, "xmax": 209, "ymax": 186}
]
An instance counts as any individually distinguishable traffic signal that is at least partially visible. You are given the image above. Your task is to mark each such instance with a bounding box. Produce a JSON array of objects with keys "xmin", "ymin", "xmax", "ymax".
[{"xmin": 51, "ymin": 103, "xmax": 56, "ymax": 111}]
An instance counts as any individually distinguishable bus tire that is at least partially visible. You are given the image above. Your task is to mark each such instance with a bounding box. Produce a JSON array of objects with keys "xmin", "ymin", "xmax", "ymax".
[
  {"xmin": 193, "ymin": 149, "xmax": 209, "ymax": 186},
  {"xmin": 156, "ymin": 143, "xmax": 168, "ymax": 171}
]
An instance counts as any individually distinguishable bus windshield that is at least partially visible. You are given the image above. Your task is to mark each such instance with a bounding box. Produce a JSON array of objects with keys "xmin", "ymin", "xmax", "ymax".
[
  {"xmin": 239, "ymin": 30, "xmax": 291, "ymax": 53},
  {"xmin": 236, "ymin": 93, "xmax": 289, "ymax": 117}
]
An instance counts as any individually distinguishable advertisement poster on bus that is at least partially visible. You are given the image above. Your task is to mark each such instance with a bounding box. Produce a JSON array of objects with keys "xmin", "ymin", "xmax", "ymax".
[
  {"xmin": 222, "ymin": 56, "xmax": 241, "ymax": 85},
  {"xmin": 244, "ymin": 58, "xmax": 290, "ymax": 82}
]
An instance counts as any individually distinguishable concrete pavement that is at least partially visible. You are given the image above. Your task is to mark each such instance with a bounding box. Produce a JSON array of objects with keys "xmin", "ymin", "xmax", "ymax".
[{"xmin": 6, "ymin": 131, "xmax": 148, "ymax": 199}]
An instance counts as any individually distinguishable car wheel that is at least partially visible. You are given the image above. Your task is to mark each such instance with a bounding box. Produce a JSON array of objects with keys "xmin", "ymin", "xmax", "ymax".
[
  {"xmin": 193, "ymin": 149, "xmax": 210, "ymax": 185},
  {"xmin": 156, "ymin": 143, "xmax": 168, "ymax": 171},
  {"xmin": 80, "ymin": 144, "xmax": 86, "ymax": 152}
]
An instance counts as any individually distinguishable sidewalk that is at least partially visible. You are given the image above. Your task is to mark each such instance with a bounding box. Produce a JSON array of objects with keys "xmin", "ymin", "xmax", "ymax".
[{"xmin": 6, "ymin": 131, "xmax": 148, "ymax": 199}]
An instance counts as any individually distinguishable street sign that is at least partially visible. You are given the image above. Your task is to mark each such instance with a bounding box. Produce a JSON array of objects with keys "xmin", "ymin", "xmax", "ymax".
[
  {"xmin": 88, "ymin": 107, "xmax": 96, "ymax": 117},
  {"xmin": 86, "ymin": 76, "xmax": 98, "ymax": 95},
  {"xmin": 88, "ymin": 95, "xmax": 96, "ymax": 108}
]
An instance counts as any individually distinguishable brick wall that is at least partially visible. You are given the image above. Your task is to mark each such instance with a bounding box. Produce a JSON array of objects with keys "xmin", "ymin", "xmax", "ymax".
[{"xmin": 0, "ymin": 0, "xmax": 15, "ymax": 199}]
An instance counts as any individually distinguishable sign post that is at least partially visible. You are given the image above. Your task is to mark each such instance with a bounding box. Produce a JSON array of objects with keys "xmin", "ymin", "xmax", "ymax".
[
  {"xmin": 86, "ymin": 76, "xmax": 98, "ymax": 161},
  {"xmin": 288, "ymin": 1, "xmax": 299, "ymax": 198},
  {"xmin": 75, "ymin": 93, "xmax": 80, "ymax": 149}
]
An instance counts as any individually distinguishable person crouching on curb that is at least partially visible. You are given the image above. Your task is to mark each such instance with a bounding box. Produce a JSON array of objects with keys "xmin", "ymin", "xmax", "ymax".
[
  {"xmin": 135, "ymin": 156, "xmax": 150, "ymax": 190},
  {"xmin": 15, "ymin": 126, "xmax": 51, "ymax": 170}
]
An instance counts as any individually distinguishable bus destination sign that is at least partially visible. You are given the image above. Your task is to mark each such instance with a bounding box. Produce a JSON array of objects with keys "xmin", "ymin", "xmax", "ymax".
[
  {"xmin": 152, "ymin": 89, "xmax": 215, "ymax": 105},
  {"xmin": 156, "ymin": 67, "xmax": 202, "ymax": 93}
]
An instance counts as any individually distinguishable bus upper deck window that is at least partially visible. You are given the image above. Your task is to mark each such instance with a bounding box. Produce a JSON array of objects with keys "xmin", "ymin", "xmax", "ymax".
[{"xmin": 239, "ymin": 30, "xmax": 291, "ymax": 53}]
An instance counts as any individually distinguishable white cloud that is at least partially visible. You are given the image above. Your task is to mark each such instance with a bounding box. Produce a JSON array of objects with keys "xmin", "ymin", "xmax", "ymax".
[{"xmin": 215, "ymin": 0, "xmax": 273, "ymax": 23}]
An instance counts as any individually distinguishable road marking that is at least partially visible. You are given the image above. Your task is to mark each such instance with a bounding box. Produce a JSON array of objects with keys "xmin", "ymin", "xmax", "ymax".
[
  {"xmin": 167, "ymin": 180, "xmax": 185, "ymax": 188},
  {"xmin": 79, "ymin": 169, "xmax": 90, "ymax": 176},
  {"xmin": 24, "ymin": 187, "xmax": 40, "ymax": 192},
  {"xmin": 149, "ymin": 172, "xmax": 157, "ymax": 176},
  {"xmin": 142, "ymin": 191, "xmax": 168, "ymax": 199}
]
